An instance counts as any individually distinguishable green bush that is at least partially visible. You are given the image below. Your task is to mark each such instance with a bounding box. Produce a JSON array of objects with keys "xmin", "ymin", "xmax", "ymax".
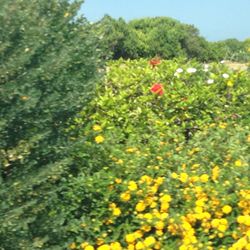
[{"xmin": 66, "ymin": 59, "xmax": 249, "ymax": 249}]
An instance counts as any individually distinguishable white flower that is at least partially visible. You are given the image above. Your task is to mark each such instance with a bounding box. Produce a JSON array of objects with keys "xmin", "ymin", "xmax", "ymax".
[
  {"xmin": 220, "ymin": 60, "xmax": 225, "ymax": 64},
  {"xmin": 222, "ymin": 73, "xmax": 229, "ymax": 79},
  {"xmin": 187, "ymin": 67, "xmax": 197, "ymax": 73},
  {"xmin": 176, "ymin": 68, "xmax": 183, "ymax": 73},
  {"xmin": 203, "ymin": 64, "xmax": 209, "ymax": 72},
  {"xmin": 207, "ymin": 79, "xmax": 214, "ymax": 84}
]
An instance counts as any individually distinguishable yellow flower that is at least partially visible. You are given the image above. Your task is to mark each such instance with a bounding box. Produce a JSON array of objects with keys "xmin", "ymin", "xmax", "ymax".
[
  {"xmin": 81, "ymin": 243, "xmax": 90, "ymax": 249},
  {"xmin": 154, "ymin": 242, "xmax": 161, "ymax": 249},
  {"xmin": 160, "ymin": 202, "xmax": 169, "ymax": 212},
  {"xmin": 128, "ymin": 245, "xmax": 135, "ymax": 250},
  {"xmin": 190, "ymin": 176, "xmax": 199, "ymax": 183},
  {"xmin": 116, "ymin": 159, "xmax": 123, "ymax": 164},
  {"xmin": 179, "ymin": 245, "xmax": 188, "ymax": 250},
  {"xmin": 110, "ymin": 242, "xmax": 122, "ymax": 250},
  {"xmin": 69, "ymin": 242, "xmax": 77, "ymax": 249},
  {"xmin": 112, "ymin": 207, "xmax": 121, "ymax": 216},
  {"xmin": 227, "ymin": 81, "xmax": 234, "ymax": 87},
  {"xmin": 109, "ymin": 203, "xmax": 116, "ymax": 209},
  {"xmin": 155, "ymin": 177, "xmax": 164, "ymax": 185},
  {"xmin": 171, "ymin": 172, "xmax": 178, "ymax": 179},
  {"xmin": 194, "ymin": 206, "xmax": 203, "ymax": 214},
  {"xmin": 235, "ymin": 160, "xmax": 242, "ymax": 167},
  {"xmin": 144, "ymin": 236, "xmax": 156, "ymax": 247},
  {"xmin": 128, "ymin": 181, "xmax": 138, "ymax": 191},
  {"xmin": 93, "ymin": 124, "xmax": 102, "ymax": 131},
  {"xmin": 156, "ymin": 156, "xmax": 163, "ymax": 161},
  {"xmin": 148, "ymin": 185, "xmax": 158, "ymax": 194},
  {"xmin": 141, "ymin": 225, "xmax": 151, "ymax": 232},
  {"xmin": 247, "ymin": 135, "xmax": 250, "ymax": 142},
  {"xmin": 219, "ymin": 123, "xmax": 227, "ymax": 129},
  {"xmin": 126, "ymin": 147, "xmax": 137, "ymax": 153},
  {"xmin": 212, "ymin": 166, "xmax": 220, "ymax": 181},
  {"xmin": 200, "ymin": 174, "xmax": 209, "ymax": 183},
  {"xmin": 140, "ymin": 175, "xmax": 152, "ymax": 184},
  {"xmin": 203, "ymin": 212, "xmax": 211, "ymax": 220},
  {"xmin": 155, "ymin": 220, "xmax": 165, "ymax": 230},
  {"xmin": 211, "ymin": 219, "xmax": 220, "ymax": 228},
  {"xmin": 143, "ymin": 213, "xmax": 153, "ymax": 221},
  {"xmin": 120, "ymin": 192, "xmax": 131, "ymax": 201},
  {"xmin": 160, "ymin": 194, "xmax": 172, "ymax": 203},
  {"xmin": 179, "ymin": 173, "xmax": 188, "ymax": 183},
  {"xmin": 222, "ymin": 205, "xmax": 232, "ymax": 214},
  {"xmin": 160, "ymin": 213, "xmax": 168, "ymax": 220},
  {"xmin": 96, "ymin": 238, "xmax": 105, "ymax": 246},
  {"xmin": 135, "ymin": 201, "xmax": 146, "ymax": 212},
  {"xmin": 150, "ymin": 201, "xmax": 157, "ymax": 208},
  {"xmin": 195, "ymin": 199, "xmax": 205, "ymax": 207},
  {"xmin": 220, "ymin": 218, "xmax": 228, "ymax": 225},
  {"xmin": 95, "ymin": 135, "xmax": 104, "ymax": 143},
  {"xmin": 218, "ymin": 224, "xmax": 227, "ymax": 232},
  {"xmin": 115, "ymin": 178, "xmax": 122, "ymax": 184},
  {"xmin": 134, "ymin": 230, "xmax": 143, "ymax": 239},
  {"xmin": 97, "ymin": 245, "xmax": 110, "ymax": 250},
  {"xmin": 84, "ymin": 246, "xmax": 95, "ymax": 250},
  {"xmin": 80, "ymin": 242, "xmax": 88, "ymax": 249},
  {"xmin": 191, "ymin": 163, "xmax": 200, "ymax": 169},
  {"xmin": 125, "ymin": 234, "xmax": 135, "ymax": 244},
  {"xmin": 135, "ymin": 241, "xmax": 144, "ymax": 250},
  {"xmin": 237, "ymin": 215, "xmax": 250, "ymax": 226}
]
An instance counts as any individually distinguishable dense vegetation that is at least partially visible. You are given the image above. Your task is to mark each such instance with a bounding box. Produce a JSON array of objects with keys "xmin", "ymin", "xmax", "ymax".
[
  {"xmin": 0, "ymin": 1, "xmax": 249, "ymax": 250},
  {"xmin": 0, "ymin": 0, "xmax": 104, "ymax": 249},
  {"xmin": 93, "ymin": 15, "xmax": 250, "ymax": 62},
  {"xmin": 65, "ymin": 59, "xmax": 249, "ymax": 250}
]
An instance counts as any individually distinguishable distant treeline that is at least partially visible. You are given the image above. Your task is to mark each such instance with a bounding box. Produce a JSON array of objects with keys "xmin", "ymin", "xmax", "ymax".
[{"xmin": 93, "ymin": 15, "xmax": 250, "ymax": 62}]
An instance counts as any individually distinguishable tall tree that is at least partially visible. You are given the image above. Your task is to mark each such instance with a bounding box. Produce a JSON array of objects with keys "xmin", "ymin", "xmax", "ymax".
[{"xmin": 0, "ymin": 0, "xmax": 103, "ymax": 249}]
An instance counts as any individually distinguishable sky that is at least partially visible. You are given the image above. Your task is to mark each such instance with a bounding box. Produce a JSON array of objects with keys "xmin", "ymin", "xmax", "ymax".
[{"xmin": 81, "ymin": 0, "xmax": 250, "ymax": 41}]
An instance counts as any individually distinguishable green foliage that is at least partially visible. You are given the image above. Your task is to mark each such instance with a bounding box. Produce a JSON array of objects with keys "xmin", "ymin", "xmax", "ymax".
[
  {"xmin": 76, "ymin": 59, "xmax": 249, "ymax": 144},
  {"xmin": 67, "ymin": 123, "xmax": 250, "ymax": 250},
  {"xmin": 0, "ymin": 2, "xmax": 249, "ymax": 248},
  {"xmin": 94, "ymin": 16, "xmax": 215, "ymax": 61},
  {"xmin": 94, "ymin": 16, "xmax": 250, "ymax": 63},
  {"xmin": 65, "ymin": 59, "xmax": 249, "ymax": 249},
  {"xmin": 211, "ymin": 38, "xmax": 250, "ymax": 62},
  {"xmin": 0, "ymin": 0, "xmax": 104, "ymax": 249},
  {"xmin": 93, "ymin": 15, "xmax": 143, "ymax": 60}
]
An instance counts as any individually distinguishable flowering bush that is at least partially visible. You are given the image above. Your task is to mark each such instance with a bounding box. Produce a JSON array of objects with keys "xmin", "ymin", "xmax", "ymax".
[{"xmin": 68, "ymin": 59, "xmax": 249, "ymax": 249}]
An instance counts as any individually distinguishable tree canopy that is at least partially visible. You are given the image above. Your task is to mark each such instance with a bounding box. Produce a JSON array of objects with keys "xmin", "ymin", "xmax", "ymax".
[{"xmin": 93, "ymin": 15, "xmax": 250, "ymax": 62}]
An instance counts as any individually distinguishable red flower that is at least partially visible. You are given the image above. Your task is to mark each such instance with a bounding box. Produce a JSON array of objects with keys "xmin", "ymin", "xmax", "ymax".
[
  {"xmin": 150, "ymin": 83, "xmax": 164, "ymax": 96},
  {"xmin": 149, "ymin": 58, "xmax": 161, "ymax": 68}
]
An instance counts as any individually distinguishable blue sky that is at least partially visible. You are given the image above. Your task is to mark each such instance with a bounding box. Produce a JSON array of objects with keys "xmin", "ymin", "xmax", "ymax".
[{"xmin": 81, "ymin": 0, "xmax": 250, "ymax": 41}]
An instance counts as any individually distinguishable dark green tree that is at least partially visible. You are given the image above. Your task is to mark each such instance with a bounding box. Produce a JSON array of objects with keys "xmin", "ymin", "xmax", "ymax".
[
  {"xmin": 0, "ymin": 0, "xmax": 104, "ymax": 249},
  {"xmin": 95, "ymin": 16, "xmax": 215, "ymax": 61},
  {"xmin": 180, "ymin": 24, "xmax": 212, "ymax": 61},
  {"xmin": 129, "ymin": 17, "xmax": 185, "ymax": 58},
  {"xmin": 93, "ymin": 15, "xmax": 142, "ymax": 59}
]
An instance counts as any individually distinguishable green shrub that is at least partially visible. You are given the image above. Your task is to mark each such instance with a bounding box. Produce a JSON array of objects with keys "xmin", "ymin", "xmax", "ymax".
[{"xmin": 66, "ymin": 59, "xmax": 249, "ymax": 249}]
